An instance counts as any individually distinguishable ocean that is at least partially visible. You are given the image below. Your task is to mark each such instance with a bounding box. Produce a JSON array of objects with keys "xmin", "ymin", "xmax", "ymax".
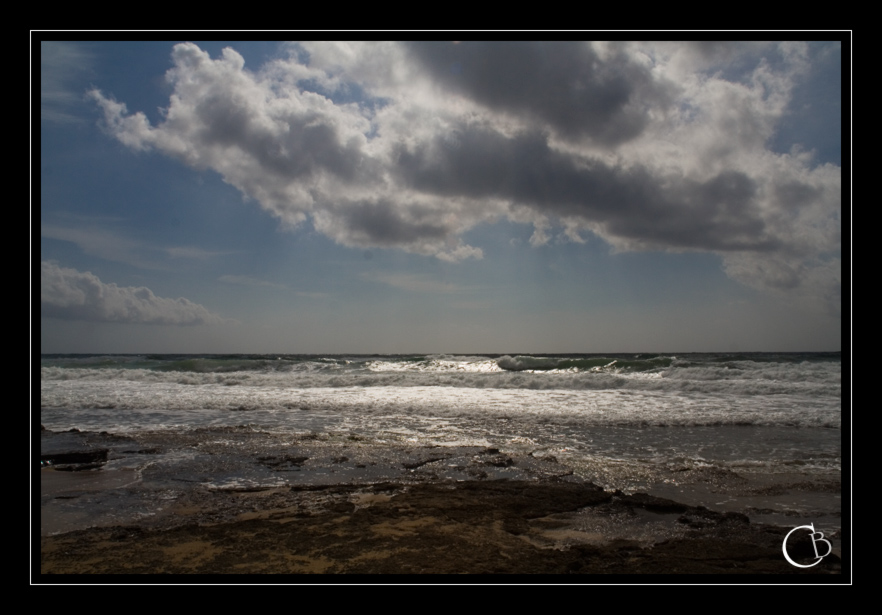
[{"xmin": 39, "ymin": 352, "xmax": 843, "ymax": 534}]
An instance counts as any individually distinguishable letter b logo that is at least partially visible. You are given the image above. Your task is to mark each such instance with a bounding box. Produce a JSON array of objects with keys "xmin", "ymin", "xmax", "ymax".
[{"xmin": 783, "ymin": 523, "xmax": 832, "ymax": 568}]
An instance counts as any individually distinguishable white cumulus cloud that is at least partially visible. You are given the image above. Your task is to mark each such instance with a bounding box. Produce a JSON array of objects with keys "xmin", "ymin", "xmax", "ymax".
[
  {"xmin": 41, "ymin": 261, "xmax": 225, "ymax": 325},
  {"xmin": 88, "ymin": 41, "xmax": 841, "ymax": 306}
]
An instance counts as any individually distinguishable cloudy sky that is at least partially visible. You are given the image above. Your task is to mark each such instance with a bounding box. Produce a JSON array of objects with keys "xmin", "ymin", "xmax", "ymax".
[{"xmin": 39, "ymin": 38, "xmax": 844, "ymax": 354}]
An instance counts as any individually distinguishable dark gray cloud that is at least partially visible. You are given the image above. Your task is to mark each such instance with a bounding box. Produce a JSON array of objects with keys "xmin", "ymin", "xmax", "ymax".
[
  {"xmin": 41, "ymin": 261, "xmax": 225, "ymax": 325},
  {"xmin": 772, "ymin": 180, "xmax": 823, "ymax": 210},
  {"xmin": 394, "ymin": 126, "xmax": 777, "ymax": 252},
  {"xmin": 312, "ymin": 198, "xmax": 484, "ymax": 261},
  {"xmin": 323, "ymin": 199, "xmax": 450, "ymax": 246},
  {"xmin": 185, "ymin": 90, "xmax": 365, "ymax": 182},
  {"xmin": 403, "ymin": 41, "xmax": 669, "ymax": 146}
]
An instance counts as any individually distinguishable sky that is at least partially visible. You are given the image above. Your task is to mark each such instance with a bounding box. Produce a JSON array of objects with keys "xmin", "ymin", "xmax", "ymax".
[{"xmin": 38, "ymin": 37, "xmax": 845, "ymax": 354}]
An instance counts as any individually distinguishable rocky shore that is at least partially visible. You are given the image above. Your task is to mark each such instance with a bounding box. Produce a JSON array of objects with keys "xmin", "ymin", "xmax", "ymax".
[{"xmin": 37, "ymin": 427, "xmax": 844, "ymax": 578}]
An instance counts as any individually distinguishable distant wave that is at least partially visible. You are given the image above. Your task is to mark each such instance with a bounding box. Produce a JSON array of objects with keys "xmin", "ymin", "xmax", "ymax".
[
  {"xmin": 40, "ymin": 352, "xmax": 841, "ymax": 399},
  {"xmin": 496, "ymin": 354, "xmax": 674, "ymax": 372}
]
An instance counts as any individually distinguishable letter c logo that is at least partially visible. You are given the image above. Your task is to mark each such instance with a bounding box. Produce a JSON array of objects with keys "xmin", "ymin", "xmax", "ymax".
[{"xmin": 783, "ymin": 523, "xmax": 833, "ymax": 568}]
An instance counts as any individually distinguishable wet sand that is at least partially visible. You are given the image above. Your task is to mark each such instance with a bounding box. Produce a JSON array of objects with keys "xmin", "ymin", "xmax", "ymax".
[{"xmin": 36, "ymin": 428, "xmax": 845, "ymax": 579}]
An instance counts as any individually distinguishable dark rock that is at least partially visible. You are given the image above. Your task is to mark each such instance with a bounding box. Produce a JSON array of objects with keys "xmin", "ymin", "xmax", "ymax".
[
  {"xmin": 402, "ymin": 456, "xmax": 448, "ymax": 470},
  {"xmin": 328, "ymin": 501, "xmax": 356, "ymax": 514},
  {"xmin": 53, "ymin": 462, "xmax": 106, "ymax": 472},
  {"xmin": 482, "ymin": 454, "xmax": 514, "ymax": 467},
  {"xmin": 677, "ymin": 509, "xmax": 750, "ymax": 529},
  {"xmin": 256, "ymin": 455, "xmax": 309, "ymax": 470},
  {"xmin": 502, "ymin": 517, "xmax": 530, "ymax": 535},
  {"xmin": 40, "ymin": 449, "xmax": 108, "ymax": 465},
  {"xmin": 466, "ymin": 468, "xmax": 488, "ymax": 479},
  {"xmin": 619, "ymin": 492, "xmax": 690, "ymax": 513}
]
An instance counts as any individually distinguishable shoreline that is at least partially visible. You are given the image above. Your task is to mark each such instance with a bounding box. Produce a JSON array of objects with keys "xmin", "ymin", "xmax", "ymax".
[{"xmin": 37, "ymin": 428, "xmax": 844, "ymax": 577}]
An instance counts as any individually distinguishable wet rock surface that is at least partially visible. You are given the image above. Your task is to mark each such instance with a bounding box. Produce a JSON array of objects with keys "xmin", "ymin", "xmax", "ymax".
[
  {"xmin": 39, "ymin": 479, "xmax": 843, "ymax": 576},
  {"xmin": 39, "ymin": 429, "xmax": 130, "ymax": 470},
  {"xmin": 38, "ymin": 428, "xmax": 844, "ymax": 577}
]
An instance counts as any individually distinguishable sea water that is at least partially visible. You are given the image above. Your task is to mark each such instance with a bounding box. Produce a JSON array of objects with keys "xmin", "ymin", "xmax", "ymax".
[{"xmin": 39, "ymin": 352, "xmax": 843, "ymax": 530}]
